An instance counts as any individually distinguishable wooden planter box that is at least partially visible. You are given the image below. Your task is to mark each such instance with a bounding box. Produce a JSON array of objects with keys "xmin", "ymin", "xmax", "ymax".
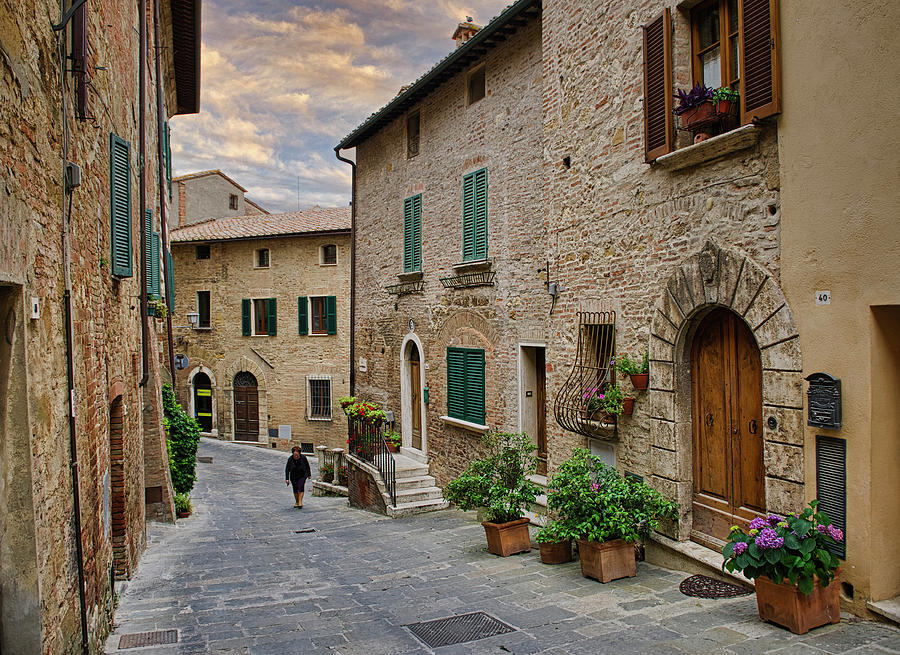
[
  {"xmin": 482, "ymin": 518, "xmax": 532, "ymax": 557},
  {"xmin": 577, "ymin": 539, "xmax": 636, "ymax": 583},
  {"xmin": 538, "ymin": 540, "xmax": 572, "ymax": 564},
  {"xmin": 755, "ymin": 575, "xmax": 841, "ymax": 634}
]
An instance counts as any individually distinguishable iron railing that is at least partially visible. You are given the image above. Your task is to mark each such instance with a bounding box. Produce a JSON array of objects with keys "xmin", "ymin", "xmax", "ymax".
[
  {"xmin": 439, "ymin": 270, "xmax": 496, "ymax": 288},
  {"xmin": 347, "ymin": 416, "xmax": 397, "ymax": 506},
  {"xmin": 385, "ymin": 280, "xmax": 425, "ymax": 296}
]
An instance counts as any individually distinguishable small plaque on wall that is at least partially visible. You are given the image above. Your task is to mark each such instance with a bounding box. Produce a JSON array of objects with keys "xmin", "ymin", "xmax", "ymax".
[{"xmin": 806, "ymin": 372, "xmax": 841, "ymax": 429}]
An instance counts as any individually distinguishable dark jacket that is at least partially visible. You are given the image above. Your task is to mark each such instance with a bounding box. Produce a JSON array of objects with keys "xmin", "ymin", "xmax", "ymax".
[{"xmin": 285, "ymin": 454, "xmax": 311, "ymax": 481}]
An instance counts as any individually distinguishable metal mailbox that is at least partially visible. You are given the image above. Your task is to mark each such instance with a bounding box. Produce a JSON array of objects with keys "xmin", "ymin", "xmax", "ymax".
[{"xmin": 806, "ymin": 372, "xmax": 841, "ymax": 430}]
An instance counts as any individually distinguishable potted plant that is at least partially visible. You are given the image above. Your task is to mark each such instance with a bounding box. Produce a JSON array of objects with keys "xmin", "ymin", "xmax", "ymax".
[
  {"xmin": 547, "ymin": 449, "xmax": 677, "ymax": 583},
  {"xmin": 712, "ymin": 86, "xmax": 740, "ymax": 119},
  {"xmin": 384, "ymin": 430, "xmax": 402, "ymax": 453},
  {"xmin": 338, "ymin": 396, "xmax": 357, "ymax": 414},
  {"xmin": 722, "ymin": 501, "xmax": 844, "ymax": 634},
  {"xmin": 583, "ymin": 384, "xmax": 625, "ymax": 423},
  {"xmin": 337, "ymin": 465, "xmax": 349, "ymax": 486},
  {"xmin": 674, "ymin": 83, "xmax": 716, "ymax": 135},
  {"xmin": 616, "ymin": 352, "xmax": 649, "ymax": 391},
  {"xmin": 148, "ymin": 298, "xmax": 168, "ymax": 319},
  {"xmin": 348, "ymin": 401, "xmax": 387, "ymax": 425},
  {"xmin": 174, "ymin": 492, "xmax": 192, "ymax": 518},
  {"xmin": 535, "ymin": 521, "xmax": 574, "ymax": 565},
  {"xmin": 444, "ymin": 432, "xmax": 539, "ymax": 557},
  {"xmin": 320, "ymin": 462, "xmax": 334, "ymax": 482}
]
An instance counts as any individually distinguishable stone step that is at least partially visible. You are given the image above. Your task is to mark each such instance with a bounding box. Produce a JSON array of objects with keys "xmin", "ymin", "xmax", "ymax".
[
  {"xmin": 394, "ymin": 486, "xmax": 444, "ymax": 504},
  {"xmin": 395, "ymin": 474, "xmax": 437, "ymax": 490},
  {"xmin": 395, "ymin": 464, "xmax": 430, "ymax": 479},
  {"xmin": 387, "ymin": 498, "xmax": 450, "ymax": 518}
]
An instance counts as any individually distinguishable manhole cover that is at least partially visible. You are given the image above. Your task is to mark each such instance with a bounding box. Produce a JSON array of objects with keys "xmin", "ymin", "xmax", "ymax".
[
  {"xmin": 679, "ymin": 574, "xmax": 753, "ymax": 598},
  {"xmin": 406, "ymin": 611, "xmax": 515, "ymax": 648},
  {"xmin": 118, "ymin": 629, "xmax": 178, "ymax": 649}
]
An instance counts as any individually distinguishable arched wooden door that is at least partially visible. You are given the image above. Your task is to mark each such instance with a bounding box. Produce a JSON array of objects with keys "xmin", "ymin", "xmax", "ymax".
[
  {"xmin": 691, "ymin": 308, "xmax": 765, "ymax": 545},
  {"xmin": 409, "ymin": 345, "xmax": 422, "ymax": 450},
  {"xmin": 233, "ymin": 372, "xmax": 259, "ymax": 441},
  {"xmin": 193, "ymin": 372, "xmax": 213, "ymax": 432}
]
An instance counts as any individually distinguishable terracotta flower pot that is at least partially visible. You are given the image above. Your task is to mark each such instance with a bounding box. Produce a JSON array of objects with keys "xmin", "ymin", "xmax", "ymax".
[
  {"xmin": 622, "ymin": 397, "xmax": 635, "ymax": 415},
  {"xmin": 482, "ymin": 518, "xmax": 532, "ymax": 557},
  {"xmin": 386, "ymin": 442, "xmax": 400, "ymax": 453},
  {"xmin": 629, "ymin": 373, "xmax": 649, "ymax": 391},
  {"xmin": 679, "ymin": 101, "xmax": 717, "ymax": 130},
  {"xmin": 176, "ymin": 510, "xmax": 191, "ymax": 519},
  {"xmin": 716, "ymin": 98, "xmax": 735, "ymax": 117},
  {"xmin": 539, "ymin": 539, "xmax": 572, "ymax": 564},
  {"xmin": 755, "ymin": 575, "xmax": 840, "ymax": 635},
  {"xmin": 577, "ymin": 539, "xmax": 636, "ymax": 583}
]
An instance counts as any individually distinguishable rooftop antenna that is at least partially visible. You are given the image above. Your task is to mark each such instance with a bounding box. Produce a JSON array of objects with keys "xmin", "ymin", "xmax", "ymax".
[{"xmin": 297, "ymin": 176, "xmax": 300, "ymax": 211}]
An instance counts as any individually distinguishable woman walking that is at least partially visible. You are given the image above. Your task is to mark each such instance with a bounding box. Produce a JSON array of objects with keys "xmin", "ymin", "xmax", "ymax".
[{"xmin": 285, "ymin": 446, "xmax": 311, "ymax": 508}]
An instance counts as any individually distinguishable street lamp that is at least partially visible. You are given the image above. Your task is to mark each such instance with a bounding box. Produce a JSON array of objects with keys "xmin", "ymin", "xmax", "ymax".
[{"xmin": 186, "ymin": 309, "xmax": 199, "ymax": 329}]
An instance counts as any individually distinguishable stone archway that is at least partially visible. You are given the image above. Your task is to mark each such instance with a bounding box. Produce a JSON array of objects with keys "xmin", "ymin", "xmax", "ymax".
[
  {"xmin": 400, "ymin": 333, "xmax": 428, "ymax": 456},
  {"xmin": 222, "ymin": 356, "xmax": 268, "ymax": 441},
  {"xmin": 648, "ymin": 241, "xmax": 804, "ymax": 541},
  {"xmin": 188, "ymin": 365, "xmax": 217, "ymax": 435}
]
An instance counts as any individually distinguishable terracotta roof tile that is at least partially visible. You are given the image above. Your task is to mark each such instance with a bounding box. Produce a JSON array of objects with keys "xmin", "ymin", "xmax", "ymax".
[{"xmin": 170, "ymin": 206, "xmax": 351, "ymax": 243}]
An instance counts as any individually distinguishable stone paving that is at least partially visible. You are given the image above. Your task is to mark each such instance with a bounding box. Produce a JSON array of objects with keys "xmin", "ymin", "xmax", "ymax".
[{"xmin": 106, "ymin": 438, "xmax": 900, "ymax": 654}]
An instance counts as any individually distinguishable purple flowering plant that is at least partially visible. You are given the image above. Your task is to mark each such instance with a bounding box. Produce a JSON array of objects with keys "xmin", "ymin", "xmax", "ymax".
[{"xmin": 722, "ymin": 501, "xmax": 843, "ymax": 595}]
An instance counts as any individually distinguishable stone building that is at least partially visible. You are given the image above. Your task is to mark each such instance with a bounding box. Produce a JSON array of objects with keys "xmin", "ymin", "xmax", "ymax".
[
  {"xmin": 341, "ymin": 0, "xmax": 900, "ymax": 620},
  {"xmin": 171, "ymin": 169, "xmax": 268, "ymax": 229},
  {"xmin": 0, "ymin": 0, "xmax": 199, "ymax": 652},
  {"xmin": 170, "ymin": 207, "xmax": 352, "ymax": 452}
]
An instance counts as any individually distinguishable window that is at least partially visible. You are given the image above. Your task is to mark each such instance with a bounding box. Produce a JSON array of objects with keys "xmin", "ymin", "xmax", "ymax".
[
  {"xmin": 307, "ymin": 376, "xmax": 332, "ymax": 420},
  {"xmin": 197, "ymin": 291, "xmax": 210, "ymax": 328},
  {"xmin": 462, "ymin": 168, "xmax": 487, "ymax": 261},
  {"xmin": 407, "ymin": 111, "xmax": 420, "ymax": 158},
  {"xmin": 467, "ymin": 65, "xmax": 485, "ymax": 105},
  {"xmin": 255, "ymin": 248, "xmax": 269, "ymax": 268},
  {"xmin": 642, "ymin": 0, "xmax": 781, "ymax": 162},
  {"xmin": 446, "ymin": 347, "xmax": 485, "ymax": 425},
  {"xmin": 195, "ymin": 244, "xmax": 210, "ymax": 259},
  {"xmin": 320, "ymin": 244, "xmax": 337, "ymax": 266},
  {"xmin": 229, "ymin": 193, "xmax": 239, "ymax": 210},
  {"xmin": 109, "ymin": 133, "xmax": 132, "ymax": 277},
  {"xmin": 298, "ymin": 296, "xmax": 336, "ymax": 335},
  {"xmin": 403, "ymin": 194, "xmax": 422, "ymax": 272},
  {"xmin": 242, "ymin": 298, "xmax": 276, "ymax": 336}
]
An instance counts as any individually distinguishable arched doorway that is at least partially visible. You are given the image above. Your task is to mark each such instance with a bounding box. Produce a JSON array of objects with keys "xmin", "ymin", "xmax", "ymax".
[
  {"xmin": 691, "ymin": 308, "xmax": 765, "ymax": 545},
  {"xmin": 233, "ymin": 372, "xmax": 259, "ymax": 441},
  {"xmin": 109, "ymin": 396, "xmax": 127, "ymax": 575},
  {"xmin": 408, "ymin": 344, "xmax": 422, "ymax": 450},
  {"xmin": 192, "ymin": 372, "xmax": 213, "ymax": 432}
]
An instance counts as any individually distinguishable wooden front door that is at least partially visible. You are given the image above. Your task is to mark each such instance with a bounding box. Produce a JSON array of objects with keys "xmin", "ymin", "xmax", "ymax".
[
  {"xmin": 409, "ymin": 347, "xmax": 422, "ymax": 450},
  {"xmin": 233, "ymin": 372, "xmax": 259, "ymax": 441},
  {"xmin": 691, "ymin": 308, "xmax": 765, "ymax": 545}
]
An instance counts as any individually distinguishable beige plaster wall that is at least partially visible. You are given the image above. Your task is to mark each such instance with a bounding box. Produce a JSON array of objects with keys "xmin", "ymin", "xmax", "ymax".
[{"xmin": 779, "ymin": 0, "xmax": 900, "ymax": 610}]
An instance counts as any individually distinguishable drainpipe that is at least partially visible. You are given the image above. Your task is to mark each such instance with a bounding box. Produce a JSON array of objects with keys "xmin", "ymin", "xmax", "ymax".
[
  {"xmin": 138, "ymin": 0, "xmax": 150, "ymax": 387},
  {"xmin": 152, "ymin": 0, "xmax": 176, "ymax": 379},
  {"xmin": 53, "ymin": 1, "xmax": 90, "ymax": 652},
  {"xmin": 334, "ymin": 147, "xmax": 356, "ymax": 395}
]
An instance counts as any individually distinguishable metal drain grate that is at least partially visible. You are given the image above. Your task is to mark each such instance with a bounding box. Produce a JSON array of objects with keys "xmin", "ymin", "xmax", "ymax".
[
  {"xmin": 406, "ymin": 612, "xmax": 515, "ymax": 648},
  {"xmin": 118, "ymin": 629, "xmax": 178, "ymax": 649},
  {"xmin": 295, "ymin": 528, "xmax": 316, "ymax": 533},
  {"xmin": 679, "ymin": 574, "xmax": 753, "ymax": 599}
]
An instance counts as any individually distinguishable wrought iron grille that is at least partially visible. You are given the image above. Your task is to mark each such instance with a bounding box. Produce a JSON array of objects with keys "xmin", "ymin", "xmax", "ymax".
[
  {"xmin": 347, "ymin": 416, "xmax": 396, "ymax": 506},
  {"xmin": 553, "ymin": 310, "xmax": 618, "ymax": 440},
  {"xmin": 439, "ymin": 271, "xmax": 496, "ymax": 288},
  {"xmin": 385, "ymin": 281, "xmax": 425, "ymax": 296}
]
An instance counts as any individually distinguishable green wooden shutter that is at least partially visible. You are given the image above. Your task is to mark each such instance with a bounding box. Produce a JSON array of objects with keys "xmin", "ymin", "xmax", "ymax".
[
  {"xmin": 473, "ymin": 169, "xmax": 487, "ymax": 260},
  {"xmin": 325, "ymin": 296, "xmax": 337, "ymax": 335},
  {"xmin": 164, "ymin": 122, "xmax": 172, "ymax": 198},
  {"xmin": 403, "ymin": 194, "xmax": 422, "ymax": 272},
  {"xmin": 242, "ymin": 299, "xmax": 251, "ymax": 336},
  {"xmin": 109, "ymin": 133, "xmax": 132, "ymax": 277},
  {"xmin": 166, "ymin": 249, "xmax": 174, "ymax": 305},
  {"xmin": 149, "ymin": 233, "xmax": 161, "ymax": 298},
  {"xmin": 465, "ymin": 348, "xmax": 486, "ymax": 425},
  {"xmin": 462, "ymin": 172, "xmax": 476, "ymax": 261},
  {"xmin": 298, "ymin": 296, "xmax": 308, "ymax": 335},
  {"xmin": 446, "ymin": 348, "xmax": 466, "ymax": 420},
  {"xmin": 266, "ymin": 298, "xmax": 277, "ymax": 335}
]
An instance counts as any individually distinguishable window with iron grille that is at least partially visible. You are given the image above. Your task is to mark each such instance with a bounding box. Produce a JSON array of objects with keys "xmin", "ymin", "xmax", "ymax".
[{"xmin": 307, "ymin": 377, "xmax": 332, "ymax": 420}]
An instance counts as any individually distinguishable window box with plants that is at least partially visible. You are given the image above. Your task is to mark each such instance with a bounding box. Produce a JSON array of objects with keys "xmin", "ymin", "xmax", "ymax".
[
  {"xmin": 535, "ymin": 521, "xmax": 575, "ymax": 565},
  {"xmin": 722, "ymin": 502, "xmax": 844, "ymax": 634},
  {"xmin": 445, "ymin": 432, "xmax": 539, "ymax": 557},
  {"xmin": 674, "ymin": 83, "xmax": 740, "ymax": 143},
  {"xmin": 148, "ymin": 298, "xmax": 168, "ymax": 319},
  {"xmin": 582, "ymin": 383, "xmax": 626, "ymax": 424},
  {"xmin": 546, "ymin": 449, "xmax": 677, "ymax": 583}
]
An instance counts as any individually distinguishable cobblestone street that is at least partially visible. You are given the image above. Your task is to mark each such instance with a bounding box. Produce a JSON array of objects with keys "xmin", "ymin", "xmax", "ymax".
[{"xmin": 106, "ymin": 439, "xmax": 900, "ymax": 654}]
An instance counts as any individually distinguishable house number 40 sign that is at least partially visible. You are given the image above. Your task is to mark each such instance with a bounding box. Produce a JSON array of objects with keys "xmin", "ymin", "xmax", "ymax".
[{"xmin": 815, "ymin": 290, "xmax": 831, "ymax": 306}]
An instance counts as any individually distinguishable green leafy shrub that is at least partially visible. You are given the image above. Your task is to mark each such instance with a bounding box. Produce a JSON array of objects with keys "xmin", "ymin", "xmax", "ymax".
[
  {"xmin": 547, "ymin": 449, "xmax": 677, "ymax": 543},
  {"xmin": 162, "ymin": 383, "xmax": 201, "ymax": 495},
  {"xmin": 174, "ymin": 492, "xmax": 192, "ymax": 515},
  {"xmin": 444, "ymin": 432, "xmax": 539, "ymax": 524},
  {"xmin": 535, "ymin": 520, "xmax": 574, "ymax": 544},
  {"xmin": 615, "ymin": 352, "xmax": 648, "ymax": 375},
  {"xmin": 384, "ymin": 430, "xmax": 402, "ymax": 446}
]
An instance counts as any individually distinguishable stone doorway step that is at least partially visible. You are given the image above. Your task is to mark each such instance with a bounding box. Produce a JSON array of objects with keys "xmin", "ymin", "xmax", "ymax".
[{"xmin": 387, "ymin": 453, "xmax": 449, "ymax": 518}]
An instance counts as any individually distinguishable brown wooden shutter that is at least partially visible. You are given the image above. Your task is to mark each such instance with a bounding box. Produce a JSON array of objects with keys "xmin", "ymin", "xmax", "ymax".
[
  {"xmin": 643, "ymin": 9, "xmax": 673, "ymax": 163},
  {"xmin": 740, "ymin": 0, "xmax": 781, "ymax": 123}
]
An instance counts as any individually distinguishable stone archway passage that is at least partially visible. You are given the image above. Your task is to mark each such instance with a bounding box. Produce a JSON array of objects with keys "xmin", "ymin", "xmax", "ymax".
[
  {"xmin": 192, "ymin": 372, "xmax": 213, "ymax": 432},
  {"xmin": 648, "ymin": 241, "xmax": 804, "ymax": 541}
]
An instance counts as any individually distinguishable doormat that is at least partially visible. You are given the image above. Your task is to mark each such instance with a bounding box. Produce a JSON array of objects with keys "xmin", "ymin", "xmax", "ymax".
[
  {"xmin": 118, "ymin": 629, "xmax": 178, "ymax": 649},
  {"xmin": 679, "ymin": 574, "xmax": 753, "ymax": 599},
  {"xmin": 406, "ymin": 611, "xmax": 515, "ymax": 648}
]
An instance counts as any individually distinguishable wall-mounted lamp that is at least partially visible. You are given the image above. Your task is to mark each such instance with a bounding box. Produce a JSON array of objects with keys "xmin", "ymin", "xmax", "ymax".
[
  {"xmin": 186, "ymin": 310, "xmax": 199, "ymax": 329},
  {"xmin": 542, "ymin": 260, "xmax": 564, "ymax": 316}
]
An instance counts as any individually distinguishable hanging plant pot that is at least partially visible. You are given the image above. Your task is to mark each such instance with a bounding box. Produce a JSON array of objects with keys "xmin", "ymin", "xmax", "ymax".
[
  {"xmin": 622, "ymin": 397, "xmax": 635, "ymax": 416},
  {"xmin": 538, "ymin": 539, "xmax": 572, "ymax": 565},
  {"xmin": 755, "ymin": 575, "xmax": 841, "ymax": 635},
  {"xmin": 577, "ymin": 539, "xmax": 636, "ymax": 583},
  {"xmin": 629, "ymin": 373, "xmax": 649, "ymax": 391},
  {"xmin": 482, "ymin": 518, "xmax": 532, "ymax": 557}
]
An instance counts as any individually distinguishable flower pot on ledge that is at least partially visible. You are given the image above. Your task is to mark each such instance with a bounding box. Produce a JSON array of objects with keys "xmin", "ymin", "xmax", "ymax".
[
  {"xmin": 755, "ymin": 575, "xmax": 840, "ymax": 634},
  {"xmin": 482, "ymin": 518, "xmax": 532, "ymax": 557}
]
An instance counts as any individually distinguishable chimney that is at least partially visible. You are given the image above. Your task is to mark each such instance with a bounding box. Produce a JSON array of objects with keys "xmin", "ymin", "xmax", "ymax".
[{"xmin": 452, "ymin": 17, "xmax": 481, "ymax": 48}]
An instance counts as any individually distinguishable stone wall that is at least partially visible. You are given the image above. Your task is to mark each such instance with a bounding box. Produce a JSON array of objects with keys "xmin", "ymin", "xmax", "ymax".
[
  {"xmin": 171, "ymin": 173, "xmax": 250, "ymax": 229},
  {"xmin": 0, "ymin": 0, "xmax": 177, "ymax": 651},
  {"xmin": 171, "ymin": 233, "xmax": 351, "ymax": 451}
]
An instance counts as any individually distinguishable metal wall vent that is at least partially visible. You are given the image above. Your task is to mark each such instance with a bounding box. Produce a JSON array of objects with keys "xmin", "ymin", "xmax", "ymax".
[
  {"xmin": 118, "ymin": 629, "xmax": 178, "ymax": 649},
  {"xmin": 816, "ymin": 435, "xmax": 846, "ymax": 559},
  {"xmin": 406, "ymin": 611, "xmax": 515, "ymax": 648}
]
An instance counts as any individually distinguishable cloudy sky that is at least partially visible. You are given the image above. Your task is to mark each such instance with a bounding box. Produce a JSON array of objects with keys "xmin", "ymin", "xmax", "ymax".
[{"xmin": 170, "ymin": 0, "xmax": 510, "ymax": 213}]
